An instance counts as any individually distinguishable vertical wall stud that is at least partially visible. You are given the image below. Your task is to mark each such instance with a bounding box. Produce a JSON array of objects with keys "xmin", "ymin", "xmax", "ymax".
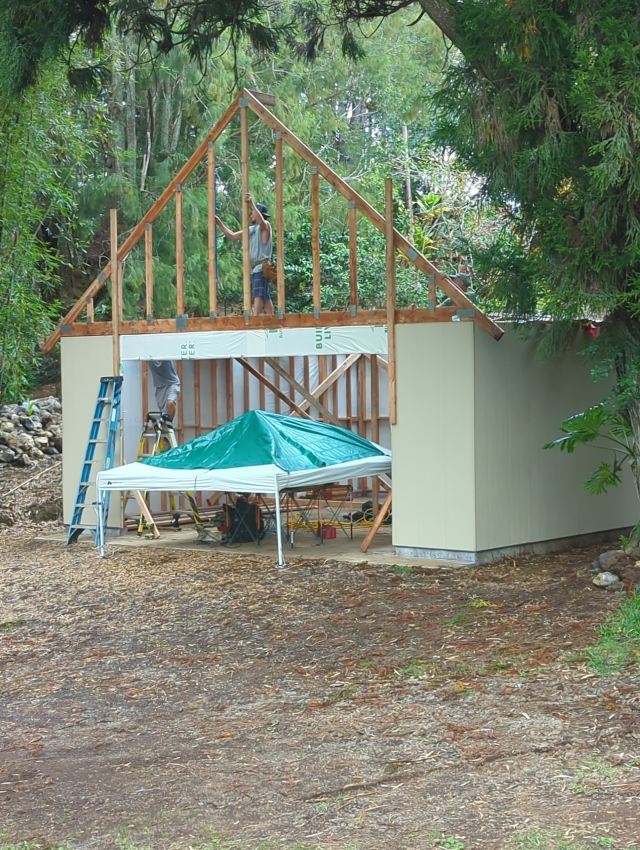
[
  {"xmin": 385, "ymin": 178, "xmax": 397, "ymax": 425},
  {"xmin": 311, "ymin": 166, "xmax": 321, "ymax": 317},
  {"xmin": 208, "ymin": 142, "xmax": 217, "ymax": 320},
  {"xmin": 275, "ymin": 132, "xmax": 285, "ymax": 318}
]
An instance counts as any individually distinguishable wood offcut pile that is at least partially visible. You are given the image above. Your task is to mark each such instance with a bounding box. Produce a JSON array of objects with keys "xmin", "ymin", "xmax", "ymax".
[{"xmin": 0, "ymin": 396, "xmax": 62, "ymax": 467}]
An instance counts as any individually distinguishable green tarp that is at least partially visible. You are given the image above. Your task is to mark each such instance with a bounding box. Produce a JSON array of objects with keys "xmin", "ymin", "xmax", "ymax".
[{"xmin": 141, "ymin": 410, "xmax": 385, "ymax": 472}]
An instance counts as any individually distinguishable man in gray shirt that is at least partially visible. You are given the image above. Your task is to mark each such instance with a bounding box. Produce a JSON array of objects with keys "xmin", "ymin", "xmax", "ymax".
[
  {"xmin": 148, "ymin": 360, "xmax": 180, "ymax": 421},
  {"xmin": 215, "ymin": 192, "xmax": 273, "ymax": 315}
]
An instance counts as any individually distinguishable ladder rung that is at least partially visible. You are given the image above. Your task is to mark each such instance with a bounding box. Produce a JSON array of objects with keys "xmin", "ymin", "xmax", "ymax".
[{"xmin": 87, "ymin": 439, "xmax": 107, "ymax": 445}]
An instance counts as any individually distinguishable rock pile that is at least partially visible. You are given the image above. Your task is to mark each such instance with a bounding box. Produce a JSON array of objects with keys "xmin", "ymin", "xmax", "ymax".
[
  {"xmin": 0, "ymin": 397, "xmax": 62, "ymax": 467},
  {"xmin": 591, "ymin": 547, "xmax": 640, "ymax": 590}
]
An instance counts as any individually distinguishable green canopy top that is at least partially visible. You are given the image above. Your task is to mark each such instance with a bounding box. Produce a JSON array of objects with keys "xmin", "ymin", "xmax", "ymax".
[{"xmin": 141, "ymin": 410, "xmax": 385, "ymax": 472}]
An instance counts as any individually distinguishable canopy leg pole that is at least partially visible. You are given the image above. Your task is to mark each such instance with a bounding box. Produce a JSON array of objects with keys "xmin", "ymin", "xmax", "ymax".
[
  {"xmin": 275, "ymin": 490, "xmax": 285, "ymax": 568},
  {"xmin": 95, "ymin": 491, "xmax": 106, "ymax": 557}
]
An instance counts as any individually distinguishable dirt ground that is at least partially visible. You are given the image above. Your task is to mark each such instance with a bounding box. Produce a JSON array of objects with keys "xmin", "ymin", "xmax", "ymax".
[{"xmin": 1, "ymin": 464, "xmax": 639, "ymax": 850}]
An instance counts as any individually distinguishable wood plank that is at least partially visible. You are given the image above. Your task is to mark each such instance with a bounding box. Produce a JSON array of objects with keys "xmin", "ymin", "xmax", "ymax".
[
  {"xmin": 264, "ymin": 357, "xmax": 339, "ymax": 426},
  {"xmin": 275, "ymin": 133, "xmax": 285, "ymax": 314},
  {"xmin": 249, "ymin": 90, "xmax": 276, "ymax": 107},
  {"xmin": 318, "ymin": 354, "xmax": 328, "ymax": 410},
  {"xmin": 236, "ymin": 359, "xmax": 312, "ymax": 418},
  {"xmin": 357, "ymin": 354, "xmax": 367, "ymax": 492},
  {"xmin": 226, "ymin": 359, "xmax": 234, "ymax": 421},
  {"xmin": 357, "ymin": 354, "xmax": 366, "ymax": 438},
  {"xmin": 142, "ymin": 361, "xmax": 148, "ymax": 418},
  {"xmin": 274, "ymin": 360, "xmax": 282, "ymax": 414},
  {"xmin": 194, "ymin": 359, "xmax": 203, "ymax": 506},
  {"xmin": 258, "ymin": 359, "xmax": 266, "ymax": 409},
  {"xmin": 365, "ymin": 352, "xmax": 388, "ymax": 372},
  {"xmin": 176, "ymin": 360, "xmax": 184, "ymax": 430},
  {"xmin": 349, "ymin": 203, "xmax": 358, "ymax": 309},
  {"xmin": 332, "ymin": 354, "xmax": 339, "ymax": 420},
  {"xmin": 240, "ymin": 104, "xmax": 251, "ymax": 316},
  {"xmin": 59, "ymin": 305, "xmax": 481, "ymax": 341},
  {"xmin": 132, "ymin": 490, "xmax": 160, "ymax": 538},
  {"xmin": 145, "ymin": 222, "xmax": 153, "ymax": 319},
  {"xmin": 211, "ymin": 360, "xmax": 218, "ymax": 428},
  {"xmin": 175, "ymin": 184, "xmax": 184, "ymax": 316},
  {"xmin": 298, "ymin": 352, "xmax": 360, "ymax": 413},
  {"xmin": 244, "ymin": 360, "xmax": 250, "ymax": 412},
  {"xmin": 360, "ymin": 488, "xmax": 392, "ymax": 553},
  {"xmin": 289, "ymin": 357, "xmax": 296, "ymax": 406},
  {"xmin": 311, "ymin": 168, "xmax": 321, "ymax": 313},
  {"xmin": 385, "ymin": 179, "xmax": 397, "ymax": 426},
  {"xmin": 371, "ymin": 354, "xmax": 380, "ymax": 516},
  {"xmin": 208, "ymin": 142, "xmax": 217, "ymax": 316},
  {"xmin": 110, "ymin": 208, "xmax": 120, "ymax": 375},
  {"xmin": 41, "ymin": 97, "xmax": 241, "ymax": 355},
  {"xmin": 243, "ymin": 89, "xmax": 503, "ymax": 340},
  {"xmin": 194, "ymin": 360, "xmax": 201, "ymax": 437}
]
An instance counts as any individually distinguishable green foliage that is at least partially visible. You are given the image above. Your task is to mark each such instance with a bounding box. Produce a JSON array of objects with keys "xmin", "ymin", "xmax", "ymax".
[
  {"xmin": 544, "ymin": 404, "xmax": 634, "ymax": 495},
  {"xmin": 0, "ymin": 66, "xmax": 102, "ymax": 401},
  {"xmin": 588, "ymin": 592, "xmax": 640, "ymax": 672}
]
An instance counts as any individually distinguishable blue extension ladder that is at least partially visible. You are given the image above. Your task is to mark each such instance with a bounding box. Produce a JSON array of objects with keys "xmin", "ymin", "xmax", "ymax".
[{"xmin": 67, "ymin": 376, "xmax": 123, "ymax": 545}]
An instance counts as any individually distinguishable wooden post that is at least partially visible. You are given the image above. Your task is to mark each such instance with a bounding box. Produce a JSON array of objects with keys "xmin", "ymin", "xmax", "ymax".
[
  {"xmin": 208, "ymin": 142, "xmax": 217, "ymax": 318},
  {"xmin": 243, "ymin": 361, "xmax": 250, "ymax": 412},
  {"xmin": 176, "ymin": 360, "xmax": 184, "ymax": 435},
  {"xmin": 226, "ymin": 359, "xmax": 234, "ymax": 421},
  {"xmin": 385, "ymin": 178, "xmax": 397, "ymax": 425},
  {"xmin": 318, "ymin": 355, "xmax": 328, "ymax": 412},
  {"xmin": 275, "ymin": 132, "xmax": 285, "ymax": 316},
  {"xmin": 211, "ymin": 361, "xmax": 218, "ymax": 428},
  {"xmin": 349, "ymin": 201, "xmax": 358, "ymax": 313},
  {"xmin": 358, "ymin": 354, "xmax": 367, "ymax": 492},
  {"xmin": 142, "ymin": 362, "xmax": 148, "ymax": 418},
  {"xmin": 110, "ymin": 208, "xmax": 120, "ymax": 375},
  {"xmin": 145, "ymin": 222, "xmax": 153, "ymax": 321},
  {"xmin": 194, "ymin": 360, "xmax": 201, "ymax": 437},
  {"xmin": 332, "ymin": 355, "xmax": 339, "ymax": 420},
  {"xmin": 176, "ymin": 184, "xmax": 184, "ymax": 317},
  {"xmin": 371, "ymin": 355, "xmax": 379, "ymax": 515},
  {"xmin": 240, "ymin": 102, "xmax": 251, "ymax": 318},
  {"xmin": 258, "ymin": 359, "xmax": 266, "ymax": 409},
  {"xmin": 311, "ymin": 167, "xmax": 321, "ymax": 316},
  {"xmin": 360, "ymin": 489, "xmax": 392, "ymax": 554}
]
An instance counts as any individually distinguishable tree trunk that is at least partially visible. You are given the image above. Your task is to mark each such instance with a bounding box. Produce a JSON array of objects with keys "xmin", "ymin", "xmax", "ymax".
[
  {"xmin": 125, "ymin": 34, "xmax": 137, "ymax": 185},
  {"xmin": 109, "ymin": 34, "xmax": 125, "ymax": 175}
]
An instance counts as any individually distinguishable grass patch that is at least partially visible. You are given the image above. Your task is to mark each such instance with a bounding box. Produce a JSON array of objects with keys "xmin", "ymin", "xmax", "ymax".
[
  {"xmin": 396, "ymin": 658, "xmax": 427, "ymax": 678},
  {"xmin": 0, "ymin": 619, "xmax": 27, "ymax": 630},
  {"xmin": 447, "ymin": 615, "xmax": 469, "ymax": 626},
  {"xmin": 391, "ymin": 564, "xmax": 413, "ymax": 576},
  {"xmin": 588, "ymin": 592, "xmax": 640, "ymax": 672},
  {"xmin": 513, "ymin": 830, "xmax": 638, "ymax": 849}
]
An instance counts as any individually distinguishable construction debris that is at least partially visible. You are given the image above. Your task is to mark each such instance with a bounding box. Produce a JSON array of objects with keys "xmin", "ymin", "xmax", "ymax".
[{"xmin": 0, "ymin": 396, "xmax": 62, "ymax": 467}]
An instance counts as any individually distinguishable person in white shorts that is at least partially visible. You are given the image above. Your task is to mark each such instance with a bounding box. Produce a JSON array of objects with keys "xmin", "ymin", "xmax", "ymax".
[{"xmin": 148, "ymin": 360, "xmax": 180, "ymax": 421}]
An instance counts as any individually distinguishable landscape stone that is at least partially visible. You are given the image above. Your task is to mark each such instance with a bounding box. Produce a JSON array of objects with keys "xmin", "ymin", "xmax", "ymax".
[
  {"xmin": 593, "ymin": 571, "xmax": 621, "ymax": 588},
  {"xmin": 599, "ymin": 550, "xmax": 625, "ymax": 570}
]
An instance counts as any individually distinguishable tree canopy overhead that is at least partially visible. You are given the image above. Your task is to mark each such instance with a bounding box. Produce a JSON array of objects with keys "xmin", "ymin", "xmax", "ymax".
[{"xmin": 6, "ymin": 0, "xmax": 640, "ymax": 507}]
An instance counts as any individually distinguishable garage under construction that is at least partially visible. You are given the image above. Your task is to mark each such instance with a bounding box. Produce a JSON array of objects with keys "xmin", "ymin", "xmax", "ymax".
[{"xmin": 43, "ymin": 89, "xmax": 637, "ymax": 564}]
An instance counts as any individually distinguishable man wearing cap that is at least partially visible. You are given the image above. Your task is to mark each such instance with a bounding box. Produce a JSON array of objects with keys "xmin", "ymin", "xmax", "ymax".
[
  {"xmin": 147, "ymin": 360, "xmax": 180, "ymax": 421},
  {"xmin": 215, "ymin": 193, "xmax": 274, "ymax": 315}
]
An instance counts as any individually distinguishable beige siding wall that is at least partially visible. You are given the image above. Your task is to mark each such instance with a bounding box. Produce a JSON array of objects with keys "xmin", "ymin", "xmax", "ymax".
[
  {"xmin": 473, "ymin": 326, "xmax": 637, "ymax": 551},
  {"xmin": 61, "ymin": 336, "xmax": 122, "ymax": 528},
  {"xmin": 392, "ymin": 323, "xmax": 477, "ymax": 551}
]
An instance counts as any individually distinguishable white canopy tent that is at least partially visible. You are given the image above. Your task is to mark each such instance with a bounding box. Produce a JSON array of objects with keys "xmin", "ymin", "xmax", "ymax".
[{"xmin": 96, "ymin": 451, "xmax": 391, "ymax": 565}]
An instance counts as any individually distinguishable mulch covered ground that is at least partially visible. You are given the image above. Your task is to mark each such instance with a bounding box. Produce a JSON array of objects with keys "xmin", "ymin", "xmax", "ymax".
[{"xmin": 1, "ymin": 464, "xmax": 639, "ymax": 849}]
